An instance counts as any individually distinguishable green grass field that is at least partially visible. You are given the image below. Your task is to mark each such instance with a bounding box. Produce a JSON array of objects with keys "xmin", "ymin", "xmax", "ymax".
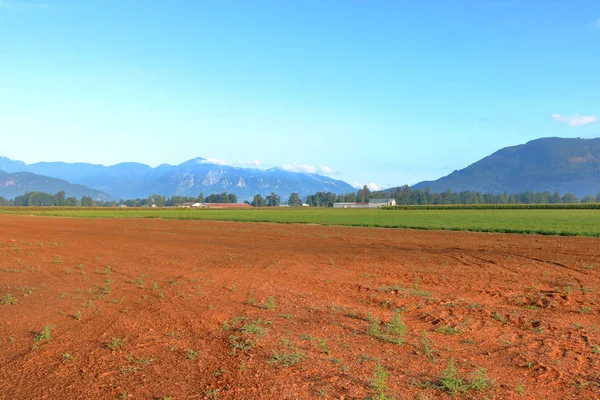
[{"xmin": 1, "ymin": 207, "xmax": 599, "ymax": 237}]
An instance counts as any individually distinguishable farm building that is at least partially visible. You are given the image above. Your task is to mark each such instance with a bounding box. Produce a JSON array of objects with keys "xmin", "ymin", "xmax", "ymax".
[
  {"xmin": 368, "ymin": 198, "xmax": 396, "ymax": 207},
  {"xmin": 179, "ymin": 202, "xmax": 205, "ymax": 208},
  {"xmin": 333, "ymin": 198, "xmax": 396, "ymax": 209},
  {"xmin": 332, "ymin": 202, "xmax": 370, "ymax": 209},
  {"xmin": 203, "ymin": 203, "xmax": 253, "ymax": 209}
]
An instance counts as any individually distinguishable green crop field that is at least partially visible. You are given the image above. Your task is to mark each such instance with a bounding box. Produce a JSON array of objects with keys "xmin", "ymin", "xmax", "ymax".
[{"xmin": 1, "ymin": 206, "xmax": 600, "ymax": 237}]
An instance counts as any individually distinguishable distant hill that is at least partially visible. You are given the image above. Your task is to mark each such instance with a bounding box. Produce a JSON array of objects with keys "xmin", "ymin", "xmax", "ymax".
[
  {"xmin": 0, "ymin": 157, "xmax": 356, "ymax": 200},
  {"xmin": 409, "ymin": 137, "xmax": 600, "ymax": 197},
  {"xmin": 0, "ymin": 171, "xmax": 112, "ymax": 200}
]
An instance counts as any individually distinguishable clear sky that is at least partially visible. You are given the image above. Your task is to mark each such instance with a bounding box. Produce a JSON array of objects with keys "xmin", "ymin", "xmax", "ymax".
[{"xmin": 1, "ymin": 0, "xmax": 599, "ymax": 189}]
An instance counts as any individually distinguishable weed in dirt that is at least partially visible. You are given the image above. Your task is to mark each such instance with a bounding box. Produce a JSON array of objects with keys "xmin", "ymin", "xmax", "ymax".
[
  {"xmin": 127, "ymin": 356, "xmax": 156, "ymax": 365},
  {"xmin": 34, "ymin": 325, "xmax": 54, "ymax": 342},
  {"xmin": 230, "ymin": 284, "xmax": 236, "ymax": 292},
  {"xmin": 592, "ymin": 345, "xmax": 600, "ymax": 354},
  {"xmin": 420, "ymin": 331, "xmax": 438, "ymax": 362},
  {"xmin": 265, "ymin": 296, "xmax": 276, "ymax": 310},
  {"xmin": 101, "ymin": 278, "xmax": 112, "ymax": 295},
  {"xmin": 516, "ymin": 382, "xmax": 526, "ymax": 395},
  {"xmin": 580, "ymin": 306, "xmax": 593, "ymax": 314},
  {"xmin": 371, "ymin": 364, "xmax": 391, "ymax": 400},
  {"xmin": 268, "ymin": 338, "xmax": 304, "ymax": 367},
  {"xmin": 277, "ymin": 313, "xmax": 293, "ymax": 319},
  {"xmin": 229, "ymin": 335, "xmax": 256, "ymax": 354},
  {"xmin": 64, "ymin": 267, "xmax": 73, "ymax": 274},
  {"xmin": 492, "ymin": 313, "xmax": 507, "ymax": 323},
  {"xmin": 319, "ymin": 338, "xmax": 331, "ymax": 355},
  {"xmin": 204, "ymin": 388, "xmax": 219, "ymax": 399},
  {"xmin": 565, "ymin": 285, "xmax": 573, "ymax": 295},
  {"xmin": 73, "ymin": 311, "xmax": 82, "ymax": 320},
  {"xmin": 1, "ymin": 293, "xmax": 18, "ymax": 305},
  {"xmin": 435, "ymin": 325, "xmax": 462, "ymax": 335},
  {"xmin": 432, "ymin": 358, "xmax": 493, "ymax": 396},
  {"xmin": 62, "ymin": 353, "xmax": 74, "ymax": 361},
  {"xmin": 368, "ymin": 312, "xmax": 406, "ymax": 345},
  {"xmin": 52, "ymin": 256, "xmax": 61, "ymax": 264},
  {"xmin": 186, "ymin": 349, "xmax": 199, "ymax": 360},
  {"xmin": 120, "ymin": 366, "xmax": 142, "ymax": 375},
  {"xmin": 107, "ymin": 337, "xmax": 125, "ymax": 351},
  {"xmin": 246, "ymin": 293, "xmax": 256, "ymax": 305}
]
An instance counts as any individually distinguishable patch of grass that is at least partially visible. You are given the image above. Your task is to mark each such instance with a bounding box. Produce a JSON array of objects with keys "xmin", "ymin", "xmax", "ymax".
[
  {"xmin": 367, "ymin": 312, "xmax": 407, "ymax": 345},
  {"xmin": 265, "ymin": 296, "xmax": 276, "ymax": 310},
  {"xmin": 73, "ymin": 310, "xmax": 82, "ymax": 320},
  {"xmin": 6, "ymin": 207, "xmax": 600, "ymax": 237},
  {"xmin": 107, "ymin": 337, "xmax": 125, "ymax": 351},
  {"xmin": 435, "ymin": 325, "xmax": 462, "ymax": 335},
  {"xmin": 186, "ymin": 349, "xmax": 199, "ymax": 360},
  {"xmin": 492, "ymin": 312, "xmax": 507, "ymax": 323},
  {"xmin": 432, "ymin": 358, "xmax": 493, "ymax": 396},
  {"xmin": 1, "ymin": 293, "xmax": 18, "ymax": 305},
  {"xmin": 580, "ymin": 306, "xmax": 593, "ymax": 314},
  {"xmin": 371, "ymin": 364, "xmax": 391, "ymax": 400},
  {"xmin": 319, "ymin": 338, "xmax": 331, "ymax": 355},
  {"xmin": 268, "ymin": 338, "xmax": 304, "ymax": 368}
]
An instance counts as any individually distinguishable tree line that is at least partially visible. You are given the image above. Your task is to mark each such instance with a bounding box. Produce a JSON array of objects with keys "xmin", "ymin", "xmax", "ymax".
[
  {"xmin": 380, "ymin": 186, "xmax": 600, "ymax": 205},
  {"xmin": 2, "ymin": 186, "xmax": 600, "ymax": 208}
]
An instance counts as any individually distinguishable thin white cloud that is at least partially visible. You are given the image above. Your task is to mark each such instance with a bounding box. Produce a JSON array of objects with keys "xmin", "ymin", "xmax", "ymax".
[
  {"xmin": 200, "ymin": 158, "xmax": 230, "ymax": 166},
  {"xmin": 233, "ymin": 160, "xmax": 262, "ymax": 167},
  {"xmin": 281, "ymin": 163, "xmax": 339, "ymax": 175},
  {"xmin": 0, "ymin": 0, "xmax": 50, "ymax": 10},
  {"xmin": 551, "ymin": 114, "xmax": 597, "ymax": 127},
  {"xmin": 199, "ymin": 158, "xmax": 264, "ymax": 168},
  {"xmin": 352, "ymin": 183, "xmax": 389, "ymax": 191}
]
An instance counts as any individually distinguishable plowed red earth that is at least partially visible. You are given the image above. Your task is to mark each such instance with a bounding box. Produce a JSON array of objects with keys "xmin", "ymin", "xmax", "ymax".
[{"xmin": 1, "ymin": 215, "xmax": 600, "ymax": 399}]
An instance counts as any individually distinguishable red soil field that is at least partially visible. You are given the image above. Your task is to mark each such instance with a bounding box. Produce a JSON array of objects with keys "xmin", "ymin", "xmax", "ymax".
[{"xmin": 1, "ymin": 215, "xmax": 599, "ymax": 399}]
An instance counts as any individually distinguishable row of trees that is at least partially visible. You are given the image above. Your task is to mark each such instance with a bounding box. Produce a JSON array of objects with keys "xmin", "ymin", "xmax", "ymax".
[
  {"xmin": 382, "ymin": 186, "xmax": 600, "ymax": 205},
  {"xmin": 4, "ymin": 187, "xmax": 600, "ymax": 208},
  {"xmin": 12, "ymin": 191, "xmax": 94, "ymax": 207}
]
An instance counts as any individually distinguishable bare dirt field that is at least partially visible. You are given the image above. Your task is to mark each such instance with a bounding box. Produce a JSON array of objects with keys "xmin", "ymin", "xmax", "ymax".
[{"xmin": 1, "ymin": 215, "xmax": 599, "ymax": 399}]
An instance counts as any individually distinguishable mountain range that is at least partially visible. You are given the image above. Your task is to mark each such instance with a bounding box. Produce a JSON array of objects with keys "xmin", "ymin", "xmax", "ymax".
[
  {"xmin": 0, "ymin": 157, "xmax": 355, "ymax": 201},
  {"xmin": 1, "ymin": 137, "xmax": 599, "ymax": 201},
  {"xmin": 411, "ymin": 137, "xmax": 600, "ymax": 197}
]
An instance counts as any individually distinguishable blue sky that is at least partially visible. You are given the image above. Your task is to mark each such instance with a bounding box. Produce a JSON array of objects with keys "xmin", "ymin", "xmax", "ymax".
[{"xmin": 1, "ymin": 0, "xmax": 599, "ymax": 189}]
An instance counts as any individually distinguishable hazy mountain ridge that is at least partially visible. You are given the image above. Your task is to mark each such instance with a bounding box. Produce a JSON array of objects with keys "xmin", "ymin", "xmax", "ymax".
[
  {"xmin": 0, "ymin": 170, "xmax": 112, "ymax": 200},
  {"xmin": 0, "ymin": 157, "xmax": 355, "ymax": 200},
  {"xmin": 410, "ymin": 137, "xmax": 600, "ymax": 197}
]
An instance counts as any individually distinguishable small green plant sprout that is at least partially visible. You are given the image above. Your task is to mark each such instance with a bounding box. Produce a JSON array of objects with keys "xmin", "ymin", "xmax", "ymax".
[
  {"xmin": 62, "ymin": 352, "xmax": 74, "ymax": 361},
  {"xmin": 1, "ymin": 293, "xmax": 18, "ymax": 305},
  {"xmin": 246, "ymin": 292, "xmax": 256, "ymax": 305},
  {"xmin": 268, "ymin": 338, "xmax": 304, "ymax": 368},
  {"xmin": 368, "ymin": 317, "xmax": 382, "ymax": 337},
  {"xmin": 33, "ymin": 325, "xmax": 54, "ymax": 344},
  {"xmin": 64, "ymin": 267, "xmax": 73, "ymax": 274},
  {"xmin": 265, "ymin": 296, "xmax": 276, "ymax": 310},
  {"xmin": 435, "ymin": 324, "xmax": 462, "ymax": 335},
  {"xmin": 437, "ymin": 358, "xmax": 493, "ymax": 395},
  {"xmin": 230, "ymin": 284, "xmax": 236, "ymax": 292},
  {"xmin": 107, "ymin": 337, "xmax": 125, "ymax": 351},
  {"xmin": 74, "ymin": 311, "xmax": 82, "ymax": 320},
  {"xmin": 186, "ymin": 348, "xmax": 199, "ymax": 360},
  {"xmin": 319, "ymin": 338, "xmax": 331, "ymax": 355},
  {"xmin": 371, "ymin": 364, "xmax": 390, "ymax": 400},
  {"xmin": 104, "ymin": 265, "xmax": 111, "ymax": 274},
  {"xmin": 368, "ymin": 312, "xmax": 406, "ymax": 344},
  {"xmin": 52, "ymin": 256, "xmax": 61, "ymax": 264}
]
